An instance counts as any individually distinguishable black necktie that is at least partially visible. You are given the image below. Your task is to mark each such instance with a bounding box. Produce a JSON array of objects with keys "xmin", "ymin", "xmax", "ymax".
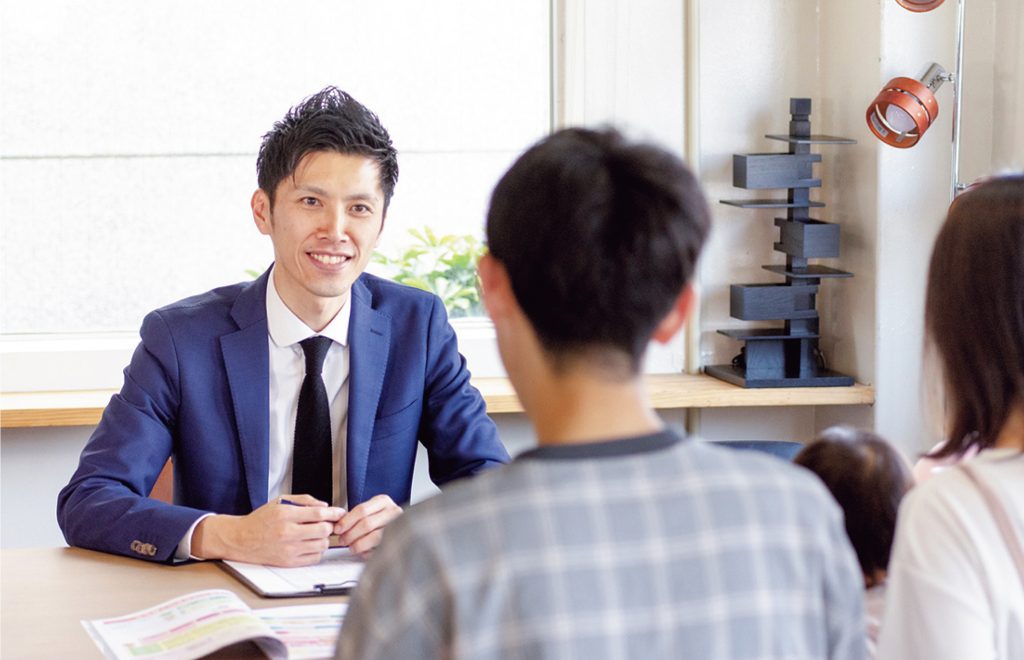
[{"xmin": 292, "ymin": 336, "xmax": 333, "ymax": 503}]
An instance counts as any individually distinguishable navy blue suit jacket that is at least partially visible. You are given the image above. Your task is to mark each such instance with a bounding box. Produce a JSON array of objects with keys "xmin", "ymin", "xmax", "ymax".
[{"xmin": 57, "ymin": 269, "xmax": 508, "ymax": 562}]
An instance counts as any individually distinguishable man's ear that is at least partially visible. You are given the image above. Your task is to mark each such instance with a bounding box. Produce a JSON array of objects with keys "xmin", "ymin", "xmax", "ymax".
[
  {"xmin": 651, "ymin": 285, "xmax": 696, "ymax": 344},
  {"xmin": 252, "ymin": 189, "xmax": 272, "ymax": 235},
  {"xmin": 478, "ymin": 253, "xmax": 514, "ymax": 322}
]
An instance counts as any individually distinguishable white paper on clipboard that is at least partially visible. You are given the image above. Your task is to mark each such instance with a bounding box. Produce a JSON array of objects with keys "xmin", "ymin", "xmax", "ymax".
[{"xmin": 221, "ymin": 548, "xmax": 365, "ymax": 597}]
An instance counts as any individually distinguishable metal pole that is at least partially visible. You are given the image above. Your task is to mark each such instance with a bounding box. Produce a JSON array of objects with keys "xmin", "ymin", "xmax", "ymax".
[
  {"xmin": 683, "ymin": 0, "xmax": 703, "ymax": 439},
  {"xmin": 950, "ymin": 0, "xmax": 966, "ymax": 201}
]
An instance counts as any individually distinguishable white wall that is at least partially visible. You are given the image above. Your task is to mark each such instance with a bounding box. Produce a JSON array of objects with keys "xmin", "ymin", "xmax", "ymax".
[
  {"xmin": 1, "ymin": 427, "xmax": 86, "ymax": 548},
  {"xmin": 696, "ymin": 0, "xmax": 1023, "ymax": 458},
  {"xmin": 812, "ymin": 1, "xmax": 883, "ymax": 438},
  {"xmin": 697, "ymin": 1, "xmax": 858, "ymax": 445},
  {"xmin": 959, "ymin": 0, "xmax": 1024, "ymax": 181},
  {"xmin": 818, "ymin": 0, "xmax": 1023, "ymax": 455}
]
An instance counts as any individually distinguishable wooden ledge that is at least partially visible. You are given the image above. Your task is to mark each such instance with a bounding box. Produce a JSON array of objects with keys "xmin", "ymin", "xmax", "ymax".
[
  {"xmin": 1, "ymin": 375, "xmax": 874, "ymax": 429},
  {"xmin": 1, "ymin": 390, "xmax": 116, "ymax": 428},
  {"xmin": 475, "ymin": 374, "xmax": 874, "ymax": 413}
]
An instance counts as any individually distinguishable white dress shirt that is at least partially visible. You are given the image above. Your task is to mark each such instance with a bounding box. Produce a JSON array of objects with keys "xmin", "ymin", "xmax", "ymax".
[
  {"xmin": 176, "ymin": 269, "xmax": 351, "ymax": 559},
  {"xmin": 265, "ymin": 270, "xmax": 351, "ymax": 508}
]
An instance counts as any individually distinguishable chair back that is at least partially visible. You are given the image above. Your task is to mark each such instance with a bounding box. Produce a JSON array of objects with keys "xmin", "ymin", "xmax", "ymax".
[
  {"xmin": 149, "ymin": 459, "xmax": 174, "ymax": 503},
  {"xmin": 709, "ymin": 440, "xmax": 803, "ymax": 461}
]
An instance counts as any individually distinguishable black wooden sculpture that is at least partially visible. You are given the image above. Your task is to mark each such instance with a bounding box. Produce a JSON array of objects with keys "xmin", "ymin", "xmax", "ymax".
[{"xmin": 706, "ymin": 98, "xmax": 856, "ymax": 388}]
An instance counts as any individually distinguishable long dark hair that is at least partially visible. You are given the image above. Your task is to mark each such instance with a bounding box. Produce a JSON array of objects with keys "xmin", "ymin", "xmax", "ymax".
[{"xmin": 925, "ymin": 174, "xmax": 1024, "ymax": 458}]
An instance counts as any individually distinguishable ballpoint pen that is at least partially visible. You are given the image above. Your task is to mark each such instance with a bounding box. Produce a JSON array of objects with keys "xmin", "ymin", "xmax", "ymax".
[
  {"xmin": 280, "ymin": 498, "xmax": 346, "ymax": 547},
  {"xmin": 314, "ymin": 581, "xmax": 359, "ymax": 594}
]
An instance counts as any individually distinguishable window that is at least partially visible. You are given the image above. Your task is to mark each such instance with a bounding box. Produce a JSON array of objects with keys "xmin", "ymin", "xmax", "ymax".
[
  {"xmin": 1, "ymin": 0, "xmax": 552, "ymax": 386},
  {"xmin": 1, "ymin": 0, "xmax": 690, "ymax": 391}
]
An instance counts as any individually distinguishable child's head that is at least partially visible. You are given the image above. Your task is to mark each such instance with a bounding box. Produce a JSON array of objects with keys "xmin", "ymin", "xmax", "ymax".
[{"xmin": 794, "ymin": 426, "xmax": 913, "ymax": 585}]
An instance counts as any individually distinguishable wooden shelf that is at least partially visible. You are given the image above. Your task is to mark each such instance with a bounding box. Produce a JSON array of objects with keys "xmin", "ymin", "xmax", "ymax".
[
  {"xmin": 1, "ymin": 375, "xmax": 874, "ymax": 429},
  {"xmin": 646, "ymin": 374, "xmax": 871, "ymax": 408},
  {"xmin": 1, "ymin": 390, "xmax": 116, "ymax": 428}
]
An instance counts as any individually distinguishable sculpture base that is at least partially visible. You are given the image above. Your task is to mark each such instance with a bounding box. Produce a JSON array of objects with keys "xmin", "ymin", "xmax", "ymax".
[{"xmin": 705, "ymin": 364, "xmax": 855, "ymax": 389}]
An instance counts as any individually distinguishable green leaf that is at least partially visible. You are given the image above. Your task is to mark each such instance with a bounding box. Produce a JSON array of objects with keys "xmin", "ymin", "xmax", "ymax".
[
  {"xmin": 402, "ymin": 247, "xmax": 428, "ymax": 261},
  {"xmin": 342, "ymin": 224, "xmax": 490, "ymax": 317},
  {"xmin": 408, "ymin": 227, "xmax": 427, "ymax": 244}
]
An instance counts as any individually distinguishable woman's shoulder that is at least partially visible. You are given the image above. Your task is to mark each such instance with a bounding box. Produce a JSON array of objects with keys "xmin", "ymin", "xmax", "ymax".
[
  {"xmin": 901, "ymin": 448, "xmax": 1023, "ymax": 535},
  {"xmin": 961, "ymin": 448, "xmax": 1024, "ymax": 507}
]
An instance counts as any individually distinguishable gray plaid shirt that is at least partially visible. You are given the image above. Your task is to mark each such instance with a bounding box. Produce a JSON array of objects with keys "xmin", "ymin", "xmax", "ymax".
[{"xmin": 338, "ymin": 431, "xmax": 865, "ymax": 659}]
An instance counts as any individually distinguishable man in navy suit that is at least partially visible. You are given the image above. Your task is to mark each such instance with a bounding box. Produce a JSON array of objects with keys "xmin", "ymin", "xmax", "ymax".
[{"xmin": 57, "ymin": 87, "xmax": 509, "ymax": 567}]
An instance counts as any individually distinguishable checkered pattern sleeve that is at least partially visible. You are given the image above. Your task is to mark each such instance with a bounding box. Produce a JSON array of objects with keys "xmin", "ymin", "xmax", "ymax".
[{"xmin": 337, "ymin": 511, "xmax": 452, "ymax": 660}]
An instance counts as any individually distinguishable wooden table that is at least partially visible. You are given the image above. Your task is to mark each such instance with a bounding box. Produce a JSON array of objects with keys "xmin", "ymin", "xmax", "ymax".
[{"xmin": 0, "ymin": 547, "xmax": 347, "ymax": 659}]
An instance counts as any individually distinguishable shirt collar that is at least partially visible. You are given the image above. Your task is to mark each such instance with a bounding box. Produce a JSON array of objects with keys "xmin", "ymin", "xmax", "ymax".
[
  {"xmin": 265, "ymin": 265, "xmax": 351, "ymax": 348},
  {"xmin": 516, "ymin": 430, "xmax": 685, "ymax": 461}
]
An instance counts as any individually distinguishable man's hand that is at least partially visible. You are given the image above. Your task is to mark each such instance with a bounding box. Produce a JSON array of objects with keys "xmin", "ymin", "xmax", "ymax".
[
  {"xmin": 333, "ymin": 494, "xmax": 403, "ymax": 557},
  {"xmin": 192, "ymin": 494, "xmax": 345, "ymax": 567}
]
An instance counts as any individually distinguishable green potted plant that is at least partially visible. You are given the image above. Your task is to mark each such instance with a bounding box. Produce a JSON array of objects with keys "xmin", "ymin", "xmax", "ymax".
[{"xmin": 372, "ymin": 226, "xmax": 487, "ymax": 318}]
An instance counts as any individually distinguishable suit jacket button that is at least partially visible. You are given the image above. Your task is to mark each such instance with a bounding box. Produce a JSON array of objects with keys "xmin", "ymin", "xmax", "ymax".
[{"xmin": 130, "ymin": 540, "xmax": 157, "ymax": 556}]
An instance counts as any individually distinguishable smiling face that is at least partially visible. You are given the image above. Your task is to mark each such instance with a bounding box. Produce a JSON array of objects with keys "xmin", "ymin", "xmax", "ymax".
[{"xmin": 252, "ymin": 150, "xmax": 385, "ymax": 331}]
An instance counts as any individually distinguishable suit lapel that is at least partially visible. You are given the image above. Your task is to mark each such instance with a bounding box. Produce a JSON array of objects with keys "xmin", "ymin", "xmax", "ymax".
[
  {"xmin": 346, "ymin": 279, "xmax": 391, "ymax": 506},
  {"xmin": 222, "ymin": 269, "xmax": 272, "ymax": 511}
]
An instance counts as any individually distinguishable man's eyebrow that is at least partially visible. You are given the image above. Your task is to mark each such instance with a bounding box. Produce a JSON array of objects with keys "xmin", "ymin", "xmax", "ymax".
[
  {"xmin": 294, "ymin": 184, "xmax": 330, "ymax": 197},
  {"xmin": 294, "ymin": 184, "xmax": 380, "ymax": 203},
  {"xmin": 343, "ymin": 192, "xmax": 381, "ymax": 203}
]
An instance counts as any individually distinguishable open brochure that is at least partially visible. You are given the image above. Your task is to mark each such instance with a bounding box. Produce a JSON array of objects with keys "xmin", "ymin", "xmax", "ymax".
[{"xmin": 82, "ymin": 589, "xmax": 346, "ymax": 660}]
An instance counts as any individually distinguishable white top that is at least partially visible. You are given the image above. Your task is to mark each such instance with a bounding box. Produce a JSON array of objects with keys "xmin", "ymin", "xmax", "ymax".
[
  {"xmin": 265, "ymin": 269, "xmax": 351, "ymax": 508},
  {"xmin": 864, "ymin": 583, "xmax": 885, "ymax": 660},
  {"xmin": 877, "ymin": 449, "xmax": 1024, "ymax": 660}
]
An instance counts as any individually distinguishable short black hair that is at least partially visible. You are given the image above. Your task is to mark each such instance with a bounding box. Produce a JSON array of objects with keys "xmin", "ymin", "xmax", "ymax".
[
  {"xmin": 485, "ymin": 127, "xmax": 711, "ymax": 374},
  {"xmin": 256, "ymin": 86, "xmax": 398, "ymax": 210},
  {"xmin": 794, "ymin": 426, "xmax": 913, "ymax": 578}
]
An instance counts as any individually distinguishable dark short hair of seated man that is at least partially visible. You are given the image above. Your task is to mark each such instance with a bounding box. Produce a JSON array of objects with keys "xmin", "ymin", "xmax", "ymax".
[
  {"xmin": 256, "ymin": 86, "xmax": 399, "ymax": 212},
  {"xmin": 485, "ymin": 127, "xmax": 711, "ymax": 375}
]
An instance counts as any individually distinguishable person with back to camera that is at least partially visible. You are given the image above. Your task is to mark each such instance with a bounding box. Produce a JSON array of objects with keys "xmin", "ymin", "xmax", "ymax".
[
  {"xmin": 877, "ymin": 174, "xmax": 1024, "ymax": 659},
  {"xmin": 794, "ymin": 425, "xmax": 914, "ymax": 658},
  {"xmin": 57, "ymin": 87, "xmax": 509, "ymax": 567},
  {"xmin": 336, "ymin": 126, "xmax": 866, "ymax": 659}
]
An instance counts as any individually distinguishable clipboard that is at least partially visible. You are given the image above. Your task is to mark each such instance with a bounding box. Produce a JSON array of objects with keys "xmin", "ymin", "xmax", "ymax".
[{"xmin": 220, "ymin": 547, "xmax": 365, "ymax": 597}]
